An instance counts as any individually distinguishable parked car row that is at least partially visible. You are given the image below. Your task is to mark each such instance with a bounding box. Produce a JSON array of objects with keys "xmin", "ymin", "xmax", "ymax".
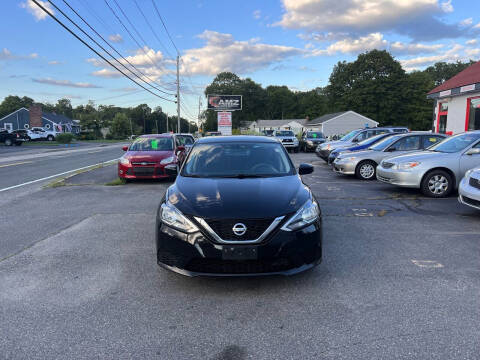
[
  {"xmin": 0, "ymin": 127, "xmax": 60, "ymax": 145},
  {"xmin": 0, "ymin": 129, "xmax": 28, "ymax": 146},
  {"xmin": 317, "ymin": 128, "xmax": 480, "ymax": 209}
]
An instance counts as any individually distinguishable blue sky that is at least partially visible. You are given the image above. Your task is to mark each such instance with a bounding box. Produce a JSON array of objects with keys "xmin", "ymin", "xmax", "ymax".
[{"xmin": 1, "ymin": 0, "xmax": 479, "ymax": 121}]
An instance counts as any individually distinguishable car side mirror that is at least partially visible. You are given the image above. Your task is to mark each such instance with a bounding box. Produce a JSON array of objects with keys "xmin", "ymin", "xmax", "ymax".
[
  {"xmin": 298, "ymin": 163, "xmax": 314, "ymax": 175},
  {"xmin": 122, "ymin": 146, "xmax": 129, "ymax": 151},
  {"xmin": 164, "ymin": 164, "xmax": 178, "ymax": 176},
  {"xmin": 351, "ymin": 138, "xmax": 359, "ymax": 143},
  {"xmin": 466, "ymin": 148, "xmax": 480, "ymax": 156},
  {"xmin": 177, "ymin": 145, "xmax": 185, "ymax": 152}
]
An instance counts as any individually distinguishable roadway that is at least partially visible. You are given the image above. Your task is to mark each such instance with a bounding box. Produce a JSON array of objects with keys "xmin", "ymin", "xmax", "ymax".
[{"xmin": 0, "ymin": 144, "xmax": 125, "ymax": 191}]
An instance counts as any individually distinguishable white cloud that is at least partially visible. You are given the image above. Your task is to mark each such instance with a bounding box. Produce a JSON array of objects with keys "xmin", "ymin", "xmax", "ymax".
[
  {"xmin": 180, "ymin": 30, "xmax": 303, "ymax": 75},
  {"xmin": 460, "ymin": 18, "xmax": 473, "ymax": 27},
  {"xmin": 277, "ymin": 0, "xmax": 461, "ymax": 41},
  {"xmin": 91, "ymin": 69, "xmax": 123, "ymax": 78},
  {"xmin": 474, "ymin": 23, "xmax": 480, "ymax": 29},
  {"xmin": 390, "ymin": 42, "xmax": 444, "ymax": 55},
  {"xmin": 0, "ymin": 48, "xmax": 38, "ymax": 60},
  {"xmin": 20, "ymin": 0, "xmax": 54, "ymax": 21},
  {"xmin": 311, "ymin": 33, "xmax": 387, "ymax": 56},
  {"xmin": 465, "ymin": 48, "xmax": 480, "ymax": 58},
  {"xmin": 400, "ymin": 44, "xmax": 463, "ymax": 71},
  {"xmin": 48, "ymin": 60, "xmax": 61, "ymax": 65},
  {"xmin": 32, "ymin": 78, "xmax": 101, "ymax": 88},
  {"xmin": 108, "ymin": 34, "xmax": 123, "ymax": 43},
  {"xmin": 253, "ymin": 10, "xmax": 261, "ymax": 19},
  {"xmin": 440, "ymin": 0, "xmax": 453, "ymax": 13},
  {"xmin": 466, "ymin": 39, "xmax": 478, "ymax": 45}
]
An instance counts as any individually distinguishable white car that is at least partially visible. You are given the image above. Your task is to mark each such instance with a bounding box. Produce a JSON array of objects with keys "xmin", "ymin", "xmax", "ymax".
[
  {"xmin": 459, "ymin": 167, "xmax": 480, "ymax": 210},
  {"xmin": 30, "ymin": 127, "xmax": 60, "ymax": 141}
]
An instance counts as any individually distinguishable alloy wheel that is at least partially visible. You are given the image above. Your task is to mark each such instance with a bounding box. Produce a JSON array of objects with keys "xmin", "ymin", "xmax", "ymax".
[
  {"xmin": 359, "ymin": 163, "xmax": 375, "ymax": 179},
  {"xmin": 428, "ymin": 175, "xmax": 448, "ymax": 195}
]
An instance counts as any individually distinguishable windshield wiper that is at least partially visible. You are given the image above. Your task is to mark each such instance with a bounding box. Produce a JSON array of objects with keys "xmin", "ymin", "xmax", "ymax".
[{"xmin": 217, "ymin": 174, "xmax": 269, "ymax": 178}]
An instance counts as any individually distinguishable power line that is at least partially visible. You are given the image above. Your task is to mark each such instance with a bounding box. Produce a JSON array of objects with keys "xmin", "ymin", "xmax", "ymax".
[
  {"xmin": 132, "ymin": 0, "xmax": 174, "ymax": 60},
  {"xmin": 30, "ymin": 0, "xmax": 175, "ymax": 103},
  {"xmin": 150, "ymin": 0, "xmax": 180, "ymax": 55},
  {"xmin": 103, "ymin": 0, "xmax": 176, "ymax": 83},
  {"xmin": 52, "ymin": 0, "xmax": 176, "ymax": 97}
]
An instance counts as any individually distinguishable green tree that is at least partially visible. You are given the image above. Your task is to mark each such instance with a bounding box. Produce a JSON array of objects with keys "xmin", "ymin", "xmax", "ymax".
[
  {"xmin": 424, "ymin": 61, "xmax": 476, "ymax": 87},
  {"xmin": 110, "ymin": 113, "xmax": 131, "ymax": 139},
  {"xmin": 0, "ymin": 95, "xmax": 34, "ymax": 117},
  {"xmin": 403, "ymin": 71, "xmax": 435, "ymax": 130},
  {"xmin": 54, "ymin": 98, "xmax": 73, "ymax": 118}
]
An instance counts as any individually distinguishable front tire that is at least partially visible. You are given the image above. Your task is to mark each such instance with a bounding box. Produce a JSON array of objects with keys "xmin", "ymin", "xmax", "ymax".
[
  {"xmin": 355, "ymin": 160, "xmax": 377, "ymax": 180},
  {"xmin": 47, "ymin": 135, "xmax": 54, "ymax": 141},
  {"xmin": 421, "ymin": 170, "xmax": 453, "ymax": 198},
  {"xmin": 4, "ymin": 138, "xmax": 12, "ymax": 146}
]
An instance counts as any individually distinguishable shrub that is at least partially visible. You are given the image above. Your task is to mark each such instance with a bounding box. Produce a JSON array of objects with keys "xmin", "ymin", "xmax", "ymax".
[{"xmin": 56, "ymin": 133, "xmax": 74, "ymax": 144}]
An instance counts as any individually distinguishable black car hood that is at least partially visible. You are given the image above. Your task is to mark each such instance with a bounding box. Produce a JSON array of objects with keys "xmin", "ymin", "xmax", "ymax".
[{"xmin": 167, "ymin": 175, "xmax": 310, "ymax": 219}]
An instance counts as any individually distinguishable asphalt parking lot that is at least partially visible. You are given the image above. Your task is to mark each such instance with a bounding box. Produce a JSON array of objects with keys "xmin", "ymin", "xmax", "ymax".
[{"xmin": 1, "ymin": 152, "xmax": 480, "ymax": 359}]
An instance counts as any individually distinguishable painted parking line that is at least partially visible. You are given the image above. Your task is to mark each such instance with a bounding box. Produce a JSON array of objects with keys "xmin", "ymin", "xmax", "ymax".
[
  {"xmin": 0, "ymin": 161, "xmax": 33, "ymax": 168},
  {"xmin": 411, "ymin": 260, "xmax": 444, "ymax": 268},
  {"xmin": 0, "ymin": 158, "xmax": 119, "ymax": 193}
]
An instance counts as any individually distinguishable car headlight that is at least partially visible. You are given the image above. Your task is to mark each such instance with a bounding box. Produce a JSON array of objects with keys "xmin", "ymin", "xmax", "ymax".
[
  {"xmin": 306, "ymin": 140, "xmax": 313, "ymax": 145},
  {"xmin": 160, "ymin": 156, "xmax": 175, "ymax": 165},
  {"xmin": 281, "ymin": 199, "xmax": 320, "ymax": 231},
  {"xmin": 464, "ymin": 169, "xmax": 474, "ymax": 178},
  {"xmin": 398, "ymin": 161, "xmax": 421, "ymax": 170},
  {"xmin": 160, "ymin": 202, "xmax": 199, "ymax": 233},
  {"xmin": 119, "ymin": 156, "xmax": 130, "ymax": 165},
  {"xmin": 338, "ymin": 156, "xmax": 356, "ymax": 162}
]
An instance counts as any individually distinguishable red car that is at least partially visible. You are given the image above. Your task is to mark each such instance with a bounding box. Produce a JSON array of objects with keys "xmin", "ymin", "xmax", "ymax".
[{"xmin": 118, "ymin": 134, "xmax": 186, "ymax": 180}]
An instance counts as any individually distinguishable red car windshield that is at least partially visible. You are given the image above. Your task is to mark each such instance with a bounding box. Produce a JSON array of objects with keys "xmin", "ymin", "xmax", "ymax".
[{"xmin": 129, "ymin": 137, "xmax": 173, "ymax": 151}]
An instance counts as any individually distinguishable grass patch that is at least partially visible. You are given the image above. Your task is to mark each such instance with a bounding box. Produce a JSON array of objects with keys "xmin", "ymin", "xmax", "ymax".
[
  {"xmin": 105, "ymin": 178, "xmax": 127, "ymax": 186},
  {"xmin": 23, "ymin": 141, "xmax": 61, "ymax": 146},
  {"xmin": 44, "ymin": 178, "xmax": 66, "ymax": 188},
  {"xmin": 79, "ymin": 139, "xmax": 129, "ymax": 143}
]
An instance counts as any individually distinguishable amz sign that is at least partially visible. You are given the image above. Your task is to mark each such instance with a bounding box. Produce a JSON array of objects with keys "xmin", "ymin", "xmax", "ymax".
[{"xmin": 207, "ymin": 95, "xmax": 242, "ymax": 111}]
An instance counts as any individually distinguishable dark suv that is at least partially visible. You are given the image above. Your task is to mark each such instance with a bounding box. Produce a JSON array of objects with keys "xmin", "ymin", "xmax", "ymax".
[
  {"xmin": 0, "ymin": 129, "xmax": 27, "ymax": 146},
  {"xmin": 300, "ymin": 130, "xmax": 326, "ymax": 152}
]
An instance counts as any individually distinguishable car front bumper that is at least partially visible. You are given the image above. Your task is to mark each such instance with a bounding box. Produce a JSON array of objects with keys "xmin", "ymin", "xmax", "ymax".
[
  {"xmin": 332, "ymin": 159, "xmax": 357, "ymax": 175},
  {"xmin": 458, "ymin": 177, "xmax": 480, "ymax": 210},
  {"xmin": 305, "ymin": 142, "xmax": 324, "ymax": 151},
  {"xmin": 156, "ymin": 218, "xmax": 322, "ymax": 277},
  {"xmin": 118, "ymin": 162, "xmax": 174, "ymax": 179},
  {"xmin": 376, "ymin": 166, "xmax": 423, "ymax": 188},
  {"xmin": 316, "ymin": 149, "xmax": 331, "ymax": 160}
]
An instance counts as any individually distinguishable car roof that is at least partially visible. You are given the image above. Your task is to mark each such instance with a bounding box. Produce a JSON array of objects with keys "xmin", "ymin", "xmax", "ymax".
[
  {"xmin": 197, "ymin": 135, "xmax": 279, "ymax": 144},
  {"xmin": 140, "ymin": 134, "xmax": 173, "ymax": 138}
]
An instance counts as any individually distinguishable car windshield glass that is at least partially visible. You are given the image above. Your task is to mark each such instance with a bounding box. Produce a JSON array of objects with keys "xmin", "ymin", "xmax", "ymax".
[
  {"xmin": 307, "ymin": 132, "xmax": 323, "ymax": 139},
  {"xmin": 275, "ymin": 131, "xmax": 294, "ymax": 137},
  {"xmin": 340, "ymin": 129, "xmax": 361, "ymax": 141},
  {"xmin": 182, "ymin": 142, "xmax": 295, "ymax": 178},
  {"xmin": 368, "ymin": 135, "xmax": 401, "ymax": 151},
  {"xmin": 357, "ymin": 133, "xmax": 388, "ymax": 146},
  {"xmin": 129, "ymin": 137, "xmax": 173, "ymax": 151},
  {"xmin": 177, "ymin": 136, "xmax": 194, "ymax": 145},
  {"xmin": 429, "ymin": 133, "xmax": 480, "ymax": 153}
]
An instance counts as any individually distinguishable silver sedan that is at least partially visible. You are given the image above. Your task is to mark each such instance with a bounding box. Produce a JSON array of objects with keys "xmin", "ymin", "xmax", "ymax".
[
  {"xmin": 377, "ymin": 131, "xmax": 480, "ymax": 197},
  {"xmin": 333, "ymin": 132, "xmax": 445, "ymax": 180},
  {"xmin": 458, "ymin": 167, "xmax": 480, "ymax": 210}
]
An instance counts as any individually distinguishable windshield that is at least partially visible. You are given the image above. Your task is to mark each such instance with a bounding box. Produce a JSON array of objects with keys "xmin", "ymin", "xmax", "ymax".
[
  {"xmin": 307, "ymin": 131, "xmax": 323, "ymax": 139},
  {"xmin": 181, "ymin": 142, "xmax": 295, "ymax": 178},
  {"xmin": 429, "ymin": 133, "xmax": 480, "ymax": 153},
  {"xmin": 275, "ymin": 130, "xmax": 294, "ymax": 137},
  {"xmin": 368, "ymin": 135, "xmax": 401, "ymax": 151},
  {"xmin": 340, "ymin": 129, "xmax": 361, "ymax": 141},
  {"xmin": 177, "ymin": 135, "xmax": 194, "ymax": 145},
  {"xmin": 129, "ymin": 137, "xmax": 173, "ymax": 151},
  {"xmin": 357, "ymin": 133, "xmax": 390, "ymax": 146}
]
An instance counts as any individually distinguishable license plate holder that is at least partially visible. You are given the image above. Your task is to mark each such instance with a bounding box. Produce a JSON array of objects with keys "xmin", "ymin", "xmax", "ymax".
[{"xmin": 222, "ymin": 246, "xmax": 258, "ymax": 260}]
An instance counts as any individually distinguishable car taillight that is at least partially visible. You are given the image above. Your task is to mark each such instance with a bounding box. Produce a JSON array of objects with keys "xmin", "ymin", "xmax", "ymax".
[{"xmin": 16, "ymin": 134, "xmax": 19, "ymax": 138}]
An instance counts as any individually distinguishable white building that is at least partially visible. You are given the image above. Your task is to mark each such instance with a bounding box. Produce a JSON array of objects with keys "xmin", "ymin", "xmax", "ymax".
[
  {"xmin": 427, "ymin": 61, "xmax": 480, "ymax": 135},
  {"xmin": 248, "ymin": 119, "xmax": 311, "ymax": 134},
  {"xmin": 305, "ymin": 111, "xmax": 378, "ymax": 137}
]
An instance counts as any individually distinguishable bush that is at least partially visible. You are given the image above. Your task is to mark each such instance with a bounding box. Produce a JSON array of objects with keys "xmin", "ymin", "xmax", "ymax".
[{"xmin": 56, "ymin": 133, "xmax": 74, "ymax": 144}]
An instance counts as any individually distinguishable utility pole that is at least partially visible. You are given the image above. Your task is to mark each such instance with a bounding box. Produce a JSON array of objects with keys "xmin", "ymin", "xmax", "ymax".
[
  {"xmin": 197, "ymin": 96, "xmax": 202, "ymax": 134},
  {"xmin": 166, "ymin": 112, "xmax": 169, "ymax": 133},
  {"xmin": 176, "ymin": 55, "xmax": 180, "ymax": 133}
]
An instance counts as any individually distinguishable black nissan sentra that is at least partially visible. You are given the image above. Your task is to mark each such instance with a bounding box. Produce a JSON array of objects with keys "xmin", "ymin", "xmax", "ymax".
[{"xmin": 156, "ymin": 136, "xmax": 322, "ymax": 276}]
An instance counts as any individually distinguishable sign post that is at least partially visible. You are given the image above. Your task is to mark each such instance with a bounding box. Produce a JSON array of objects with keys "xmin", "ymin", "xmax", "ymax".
[{"xmin": 217, "ymin": 112, "xmax": 232, "ymax": 135}]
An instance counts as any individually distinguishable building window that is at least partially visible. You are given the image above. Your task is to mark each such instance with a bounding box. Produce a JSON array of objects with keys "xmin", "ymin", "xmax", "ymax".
[
  {"xmin": 466, "ymin": 97, "xmax": 480, "ymax": 131},
  {"xmin": 24, "ymin": 124, "xmax": 29, "ymax": 129}
]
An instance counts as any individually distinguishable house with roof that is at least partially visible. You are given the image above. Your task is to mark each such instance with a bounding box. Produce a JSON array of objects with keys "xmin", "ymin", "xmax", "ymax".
[
  {"xmin": 427, "ymin": 61, "xmax": 480, "ymax": 135},
  {"xmin": 247, "ymin": 119, "xmax": 309, "ymax": 134},
  {"xmin": 0, "ymin": 104, "xmax": 80, "ymax": 134},
  {"xmin": 305, "ymin": 111, "xmax": 378, "ymax": 137}
]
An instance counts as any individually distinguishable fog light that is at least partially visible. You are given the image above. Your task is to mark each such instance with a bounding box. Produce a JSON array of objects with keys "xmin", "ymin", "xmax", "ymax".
[{"xmin": 119, "ymin": 170, "xmax": 123, "ymax": 174}]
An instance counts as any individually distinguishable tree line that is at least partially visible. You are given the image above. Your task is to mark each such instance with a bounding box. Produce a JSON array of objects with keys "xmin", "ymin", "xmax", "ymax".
[
  {"xmin": 203, "ymin": 50, "xmax": 475, "ymax": 132},
  {"xmin": 0, "ymin": 96, "xmax": 197, "ymax": 139}
]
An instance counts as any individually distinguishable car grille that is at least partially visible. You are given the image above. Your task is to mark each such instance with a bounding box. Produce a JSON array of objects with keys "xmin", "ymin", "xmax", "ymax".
[
  {"xmin": 469, "ymin": 177, "xmax": 480, "ymax": 190},
  {"xmin": 204, "ymin": 218, "xmax": 275, "ymax": 241},
  {"xmin": 282, "ymin": 139, "xmax": 293, "ymax": 143},
  {"xmin": 131, "ymin": 161, "xmax": 157, "ymax": 165},
  {"xmin": 462, "ymin": 196, "xmax": 480, "ymax": 208},
  {"xmin": 185, "ymin": 258, "xmax": 293, "ymax": 274},
  {"xmin": 132, "ymin": 167, "xmax": 155, "ymax": 176},
  {"xmin": 382, "ymin": 162, "xmax": 395, "ymax": 169}
]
